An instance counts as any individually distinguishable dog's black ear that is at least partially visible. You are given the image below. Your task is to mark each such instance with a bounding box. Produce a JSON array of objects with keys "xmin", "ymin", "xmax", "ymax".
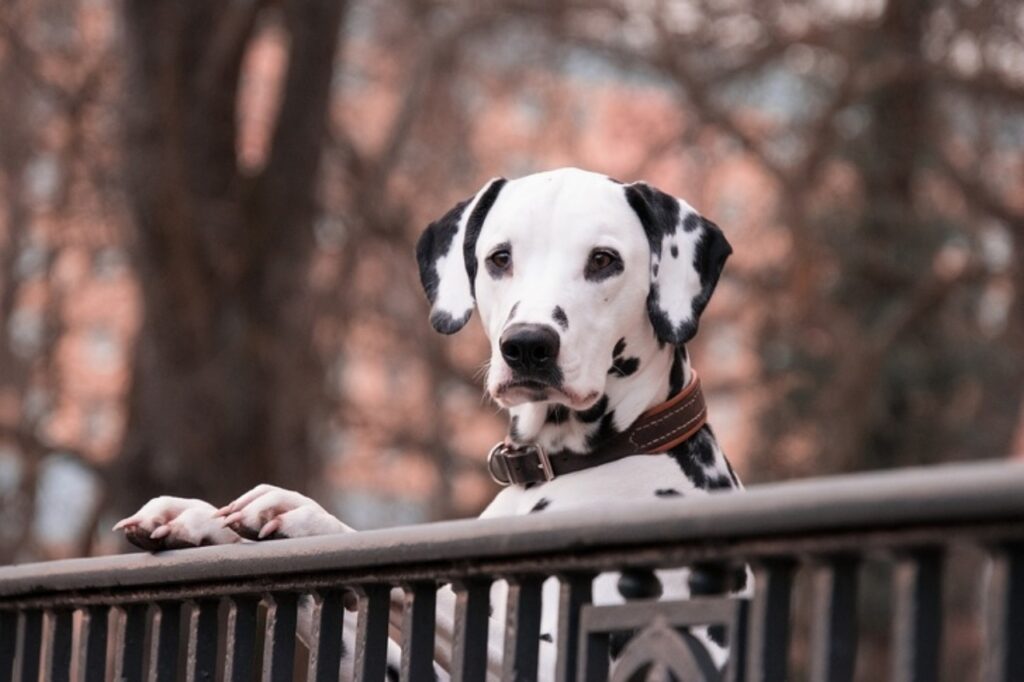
[
  {"xmin": 624, "ymin": 182, "xmax": 732, "ymax": 345},
  {"xmin": 416, "ymin": 177, "xmax": 507, "ymax": 334}
]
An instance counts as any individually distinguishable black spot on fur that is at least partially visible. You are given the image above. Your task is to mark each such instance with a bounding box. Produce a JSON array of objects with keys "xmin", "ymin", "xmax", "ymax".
[
  {"xmin": 625, "ymin": 182, "xmax": 678, "ymax": 256},
  {"xmin": 509, "ymin": 415, "xmax": 521, "ymax": 442},
  {"xmin": 386, "ymin": 664, "xmax": 400, "ymax": 682},
  {"xmin": 652, "ymin": 262, "xmax": 659, "ymax": 277},
  {"xmin": 552, "ymin": 306, "xmax": 568, "ymax": 330},
  {"xmin": 686, "ymin": 220, "xmax": 732, "ymax": 327},
  {"xmin": 539, "ymin": 633, "xmax": 553, "ymax": 642},
  {"xmin": 507, "ymin": 301, "xmax": 520, "ymax": 322},
  {"xmin": 613, "ymin": 338, "xmax": 627, "ymax": 357},
  {"xmin": 670, "ymin": 244, "xmax": 679, "ymax": 258},
  {"xmin": 666, "ymin": 426, "xmax": 737, "ymax": 491},
  {"xmin": 546, "ymin": 404, "xmax": 570, "ymax": 424},
  {"xmin": 416, "ymin": 199, "xmax": 470, "ymax": 305},
  {"xmin": 608, "ymin": 355, "xmax": 640, "ymax": 378},
  {"xmin": 429, "ymin": 310, "xmax": 472, "ymax": 335},
  {"xmin": 624, "ymin": 183, "xmax": 731, "ymax": 344},
  {"xmin": 655, "ymin": 488, "xmax": 682, "ymax": 497},
  {"xmin": 668, "ymin": 346, "xmax": 686, "ymax": 397},
  {"xmin": 575, "ymin": 395, "xmax": 608, "ymax": 424},
  {"xmin": 463, "ymin": 178, "xmax": 508, "ymax": 298},
  {"xmin": 707, "ymin": 624, "xmax": 727, "ymax": 648},
  {"xmin": 695, "ymin": 436, "xmax": 716, "ymax": 466},
  {"xmin": 710, "ymin": 474, "xmax": 734, "ymax": 489},
  {"xmin": 530, "ymin": 498, "xmax": 550, "ymax": 513}
]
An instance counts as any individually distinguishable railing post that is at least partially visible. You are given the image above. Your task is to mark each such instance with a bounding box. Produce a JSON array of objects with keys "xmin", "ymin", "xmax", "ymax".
[
  {"xmin": 43, "ymin": 608, "xmax": 73, "ymax": 682},
  {"xmin": 185, "ymin": 599, "xmax": 219, "ymax": 682},
  {"xmin": 502, "ymin": 574, "xmax": 544, "ymax": 682},
  {"xmin": 609, "ymin": 567, "xmax": 663, "ymax": 663},
  {"xmin": 0, "ymin": 611, "xmax": 17, "ymax": 679},
  {"xmin": 983, "ymin": 543, "xmax": 1024, "ymax": 682},
  {"xmin": 222, "ymin": 596, "xmax": 259, "ymax": 682},
  {"xmin": 450, "ymin": 579, "xmax": 491, "ymax": 682},
  {"xmin": 890, "ymin": 548, "xmax": 943, "ymax": 682},
  {"xmin": 554, "ymin": 572, "xmax": 593, "ymax": 682},
  {"xmin": 261, "ymin": 593, "xmax": 297, "ymax": 682},
  {"xmin": 112, "ymin": 603, "xmax": 146, "ymax": 682},
  {"xmin": 809, "ymin": 554, "xmax": 859, "ymax": 682},
  {"xmin": 745, "ymin": 559, "xmax": 794, "ymax": 682},
  {"xmin": 146, "ymin": 601, "xmax": 181, "ymax": 682},
  {"xmin": 400, "ymin": 582, "xmax": 436, "ymax": 682},
  {"xmin": 78, "ymin": 606, "xmax": 109, "ymax": 682},
  {"xmin": 15, "ymin": 609, "xmax": 43, "ymax": 682},
  {"xmin": 306, "ymin": 590, "xmax": 346, "ymax": 682},
  {"xmin": 353, "ymin": 584, "xmax": 390, "ymax": 681}
]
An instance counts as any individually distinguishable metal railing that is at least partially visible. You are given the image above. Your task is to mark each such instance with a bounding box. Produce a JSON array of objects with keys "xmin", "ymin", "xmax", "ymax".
[{"xmin": 1, "ymin": 460, "xmax": 1023, "ymax": 681}]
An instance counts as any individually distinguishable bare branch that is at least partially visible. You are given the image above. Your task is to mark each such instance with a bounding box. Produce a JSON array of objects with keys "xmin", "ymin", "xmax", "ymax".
[{"xmin": 934, "ymin": 149, "xmax": 1024, "ymax": 233}]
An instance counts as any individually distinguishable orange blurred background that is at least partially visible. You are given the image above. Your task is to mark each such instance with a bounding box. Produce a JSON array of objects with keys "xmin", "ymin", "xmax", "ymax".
[{"xmin": 1, "ymin": 0, "xmax": 1022, "ymax": 562}]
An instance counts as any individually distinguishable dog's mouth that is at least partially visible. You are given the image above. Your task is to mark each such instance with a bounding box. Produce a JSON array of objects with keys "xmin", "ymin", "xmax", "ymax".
[{"xmin": 493, "ymin": 380, "xmax": 600, "ymax": 409}]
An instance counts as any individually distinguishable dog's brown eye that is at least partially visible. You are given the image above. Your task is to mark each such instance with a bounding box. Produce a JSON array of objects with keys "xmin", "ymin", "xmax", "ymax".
[
  {"xmin": 589, "ymin": 249, "xmax": 618, "ymax": 270},
  {"xmin": 488, "ymin": 249, "xmax": 512, "ymax": 271},
  {"xmin": 585, "ymin": 248, "xmax": 623, "ymax": 281},
  {"xmin": 590, "ymin": 252, "xmax": 613, "ymax": 270}
]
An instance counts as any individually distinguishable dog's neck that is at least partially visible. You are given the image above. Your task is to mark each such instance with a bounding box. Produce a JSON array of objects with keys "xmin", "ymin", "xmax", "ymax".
[{"xmin": 507, "ymin": 332, "xmax": 691, "ymax": 455}]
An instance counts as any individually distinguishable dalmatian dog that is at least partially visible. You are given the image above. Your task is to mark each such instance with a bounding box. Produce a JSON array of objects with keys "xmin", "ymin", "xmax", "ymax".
[{"xmin": 115, "ymin": 167, "xmax": 741, "ymax": 679}]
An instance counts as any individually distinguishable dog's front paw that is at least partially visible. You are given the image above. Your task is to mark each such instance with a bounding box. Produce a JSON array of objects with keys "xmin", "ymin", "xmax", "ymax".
[
  {"xmin": 216, "ymin": 484, "xmax": 350, "ymax": 540},
  {"xmin": 114, "ymin": 496, "xmax": 240, "ymax": 551}
]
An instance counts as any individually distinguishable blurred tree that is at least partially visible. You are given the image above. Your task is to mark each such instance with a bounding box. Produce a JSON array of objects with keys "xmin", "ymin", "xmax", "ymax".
[
  {"xmin": 558, "ymin": 0, "xmax": 1024, "ymax": 477},
  {"xmin": 115, "ymin": 0, "xmax": 346, "ymax": 513},
  {"xmin": 1, "ymin": 0, "xmax": 1022, "ymax": 562}
]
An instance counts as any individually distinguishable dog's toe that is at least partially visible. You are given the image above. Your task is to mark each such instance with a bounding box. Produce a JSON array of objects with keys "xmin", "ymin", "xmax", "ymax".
[
  {"xmin": 220, "ymin": 487, "xmax": 348, "ymax": 540},
  {"xmin": 116, "ymin": 496, "xmax": 238, "ymax": 551},
  {"xmin": 122, "ymin": 524, "xmax": 165, "ymax": 552}
]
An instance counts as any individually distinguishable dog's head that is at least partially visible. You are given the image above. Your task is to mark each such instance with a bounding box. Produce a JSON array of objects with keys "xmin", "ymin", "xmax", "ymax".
[{"xmin": 417, "ymin": 168, "xmax": 731, "ymax": 411}]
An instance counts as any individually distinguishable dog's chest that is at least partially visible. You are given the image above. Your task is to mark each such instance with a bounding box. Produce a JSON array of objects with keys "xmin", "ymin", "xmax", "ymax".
[{"xmin": 479, "ymin": 453, "xmax": 706, "ymax": 519}]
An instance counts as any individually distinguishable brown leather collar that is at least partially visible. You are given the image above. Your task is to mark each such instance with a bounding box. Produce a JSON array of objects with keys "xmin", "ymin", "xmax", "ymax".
[{"xmin": 487, "ymin": 372, "xmax": 708, "ymax": 487}]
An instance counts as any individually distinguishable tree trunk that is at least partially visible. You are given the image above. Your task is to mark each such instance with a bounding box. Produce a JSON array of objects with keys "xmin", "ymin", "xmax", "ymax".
[{"xmin": 116, "ymin": 0, "xmax": 345, "ymax": 515}]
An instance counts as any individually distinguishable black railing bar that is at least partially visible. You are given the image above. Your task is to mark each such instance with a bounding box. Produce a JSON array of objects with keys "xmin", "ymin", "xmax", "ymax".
[
  {"xmin": 501, "ymin": 574, "xmax": 544, "ymax": 682},
  {"xmin": 262, "ymin": 592, "xmax": 298, "ymax": 682},
  {"xmin": 306, "ymin": 590, "xmax": 345, "ymax": 682},
  {"xmin": 578, "ymin": 596, "xmax": 740, "ymax": 631},
  {"xmin": 2, "ymin": 460, "xmax": 1022, "ymax": 598},
  {"xmin": 889, "ymin": 548, "xmax": 943, "ymax": 682},
  {"xmin": 1, "ymin": 520, "xmax": 1024, "ymax": 612}
]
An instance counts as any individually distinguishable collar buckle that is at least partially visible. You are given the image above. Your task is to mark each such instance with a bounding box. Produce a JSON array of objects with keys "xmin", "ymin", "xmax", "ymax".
[{"xmin": 487, "ymin": 442, "xmax": 554, "ymax": 486}]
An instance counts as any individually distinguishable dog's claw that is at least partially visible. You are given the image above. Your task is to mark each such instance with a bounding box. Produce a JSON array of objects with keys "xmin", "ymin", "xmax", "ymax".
[
  {"xmin": 112, "ymin": 516, "xmax": 137, "ymax": 532},
  {"xmin": 150, "ymin": 525, "xmax": 171, "ymax": 540},
  {"xmin": 258, "ymin": 517, "xmax": 282, "ymax": 539}
]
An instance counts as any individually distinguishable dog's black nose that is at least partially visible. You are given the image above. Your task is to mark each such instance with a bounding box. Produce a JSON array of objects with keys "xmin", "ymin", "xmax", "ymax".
[{"xmin": 500, "ymin": 324, "xmax": 560, "ymax": 373}]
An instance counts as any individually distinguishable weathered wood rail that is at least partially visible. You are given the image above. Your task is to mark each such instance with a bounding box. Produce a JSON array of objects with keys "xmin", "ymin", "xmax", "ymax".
[{"xmin": 0, "ymin": 461, "xmax": 1022, "ymax": 681}]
